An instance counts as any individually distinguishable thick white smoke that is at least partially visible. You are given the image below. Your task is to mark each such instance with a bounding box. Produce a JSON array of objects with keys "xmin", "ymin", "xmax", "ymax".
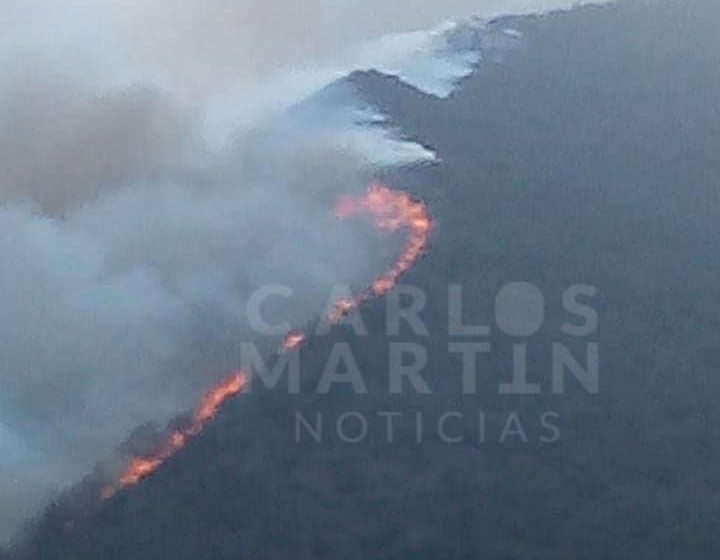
[{"xmin": 0, "ymin": 0, "xmax": 591, "ymax": 544}]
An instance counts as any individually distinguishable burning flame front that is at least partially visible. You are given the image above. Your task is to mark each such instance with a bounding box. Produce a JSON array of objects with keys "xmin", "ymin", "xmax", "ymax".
[
  {"xmin": 102, "ymin": 373, "xmax": 248, "ymax": 498},
  {"xmin": 107, "ymin": 183, "xmax": 432, "ymax": 498}
]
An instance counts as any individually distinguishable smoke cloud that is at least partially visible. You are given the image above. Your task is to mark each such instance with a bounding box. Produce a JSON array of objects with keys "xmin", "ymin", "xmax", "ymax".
[
  {"xmin": 112, "ymin": 0, "xmax": 588, "ymax": 95},
  {"xmin": 0, "ymin": 0, "xmax": 588, "ymax": 544}
]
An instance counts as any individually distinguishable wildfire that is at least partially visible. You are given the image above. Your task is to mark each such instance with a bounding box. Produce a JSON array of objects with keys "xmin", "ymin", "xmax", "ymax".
[
  {"xmin": 328, "ymin": 296, "xmax": 359, "ymax": 324},
  {"xmin": 104, "ymin": 372, "xmax": 248, "ymax": 497},
  {"xmin": 105, "ymin": 182, "xmax": 431, "ymax": 499},
  {"xmin": 331, "ymin": 183, "xmax": 432, "ymax": 317},
  {"xmin": 282, "ymin": 331, "xmax": 307, "ymax": 351}
]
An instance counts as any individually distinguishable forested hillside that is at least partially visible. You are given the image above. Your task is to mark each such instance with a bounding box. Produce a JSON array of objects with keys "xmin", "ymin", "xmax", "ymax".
[{"xmin": 17, "ymin": 1, "xmax": 720, "ymax": 558}]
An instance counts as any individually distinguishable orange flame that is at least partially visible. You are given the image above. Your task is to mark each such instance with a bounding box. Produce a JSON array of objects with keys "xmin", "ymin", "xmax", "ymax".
[
  {"xmin": 327, "ymin": 296, "xmax": 358, "ymax": 324},
  {"xmin": 105, "ymin": 183, "xmax": 431, "ymax": 499},
  {"xmin": 281, "ymin": 331, "xmax": 307, "ymax": 351},
  {"xmin": 104, "ymin": 372, "xmax": 247, "ymax": 497},
  {"xmin": 331, "ymin": 183, "xmax": 432, "ymax": 319}
]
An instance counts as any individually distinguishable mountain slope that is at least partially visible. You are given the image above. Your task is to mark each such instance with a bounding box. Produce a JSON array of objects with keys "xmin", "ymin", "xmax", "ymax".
[{"xmin": 17, "ymin": 1, "xmax": 720, "ymax": 558}]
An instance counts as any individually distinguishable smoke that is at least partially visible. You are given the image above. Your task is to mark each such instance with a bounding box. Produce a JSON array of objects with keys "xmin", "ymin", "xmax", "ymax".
[
  {"xmin": 111, "ymin": 0, "xmax": 588, "ymax": 96},
  {"xmin": 0, "ymin": 0, "xmax": 590, "ymax": 544}
]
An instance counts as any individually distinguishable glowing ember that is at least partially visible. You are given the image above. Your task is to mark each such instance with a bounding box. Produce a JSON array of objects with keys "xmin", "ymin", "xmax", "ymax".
[
  {"xmin": 105, "ymin": 182, "xmax": 432, "ymax": 500},
  {"xmin": 104, "ymin": 372, "xmax": 248, "ymax": 497},
  {"xmin": 282, "ymin": 331, "xmax": 307, "ymax": 351},
  {"xmin": 331, "ymin": 183, "xmax": 432, "ymax": 316},
  {"xmin": 329, "ymin": 295, "xmax": 362, "ymax": 323}
]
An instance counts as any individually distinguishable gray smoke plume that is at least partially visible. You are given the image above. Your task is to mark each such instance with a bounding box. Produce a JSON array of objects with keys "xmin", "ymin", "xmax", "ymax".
[{"xmin": 0, "ymin": 0, "xmax": 591, "ymax": 544}]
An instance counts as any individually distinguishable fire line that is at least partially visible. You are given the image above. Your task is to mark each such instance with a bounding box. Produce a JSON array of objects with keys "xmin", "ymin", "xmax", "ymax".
[{"xmin": 106, "ymin": 183, "xmax": 432, "ymax": 497}]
